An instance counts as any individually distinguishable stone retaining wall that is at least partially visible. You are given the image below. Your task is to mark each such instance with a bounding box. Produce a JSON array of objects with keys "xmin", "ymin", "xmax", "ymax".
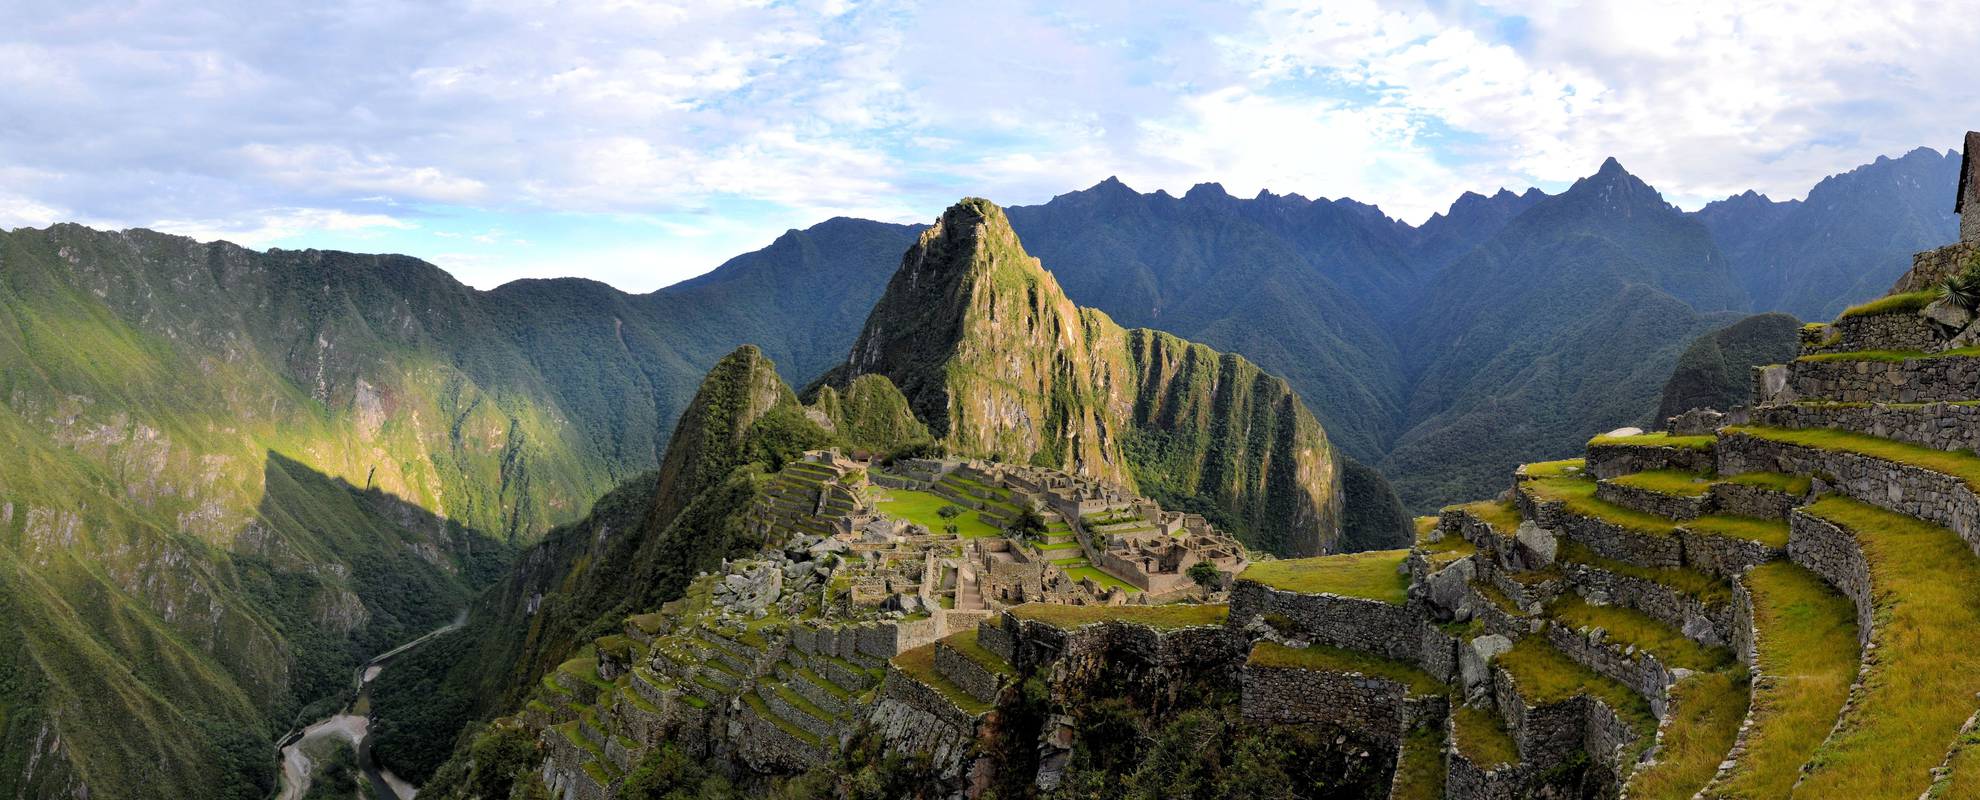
[
  {"xmin": 1586, "ymin": 443, "xmax": 1715, "ymax": 480},
  {"xmin": 1674, "ymin": 526, "xmax": 1783, "ymax": 580},
  {"xmin": 1542, "ymin": 623, "xmax": 1673, "ymax": 718},
  {"xmin": 1785, "ymin": 355, "xmax": 1980, "ymax": 404},
  {"xmin": 1786, "ymin": 511, "xmax": 1875, "ymax": 649},
  {"xmin": 1719, "ymin": 431, "xmax": 1980, "ymax": 554},
  {"xmin": 1230, "ymin": 580, "xmax": 1425, "ymax": 664},
  {"xmin": 1561, "ymin": 562, "xmax": 1734, "ymax": 648},
  {"xmin": 1752, "ymin": 401, "xmax": 1980, "ymax": 455},
  {"xmin": 1833, "ymin": 311, "xmax": 1940, "ymax": 353},
  {"xmin": 1556, "ymin": 508, "xmax": 1684, "ymax": 569},
  {"xmin": 1890, "ymin": 242, "xmax": 1978, "ymax": 295},
  {"xmin": 1444, "ymin": 749, "xmax": 1531, "ymax": 800},
  {"xmin": 934, "ymin": 641, "xmax": 1005, "ymax": 705},
  {"xmin": 867, "ymin": 666, "xmax": 985, "ymax": 781},
  {"xmin": 736, "ymin": 701, "xmax": 829, "ymax": 772},
  {"xmin": 1239, "ymin": 663, "xmax": 1448, "ymax": 747},
  {"xmin": 1707, "ymin": 481, "xmax": 1800, "ymax": 519},
  {"xmin": 1596, "ymin": 481, "xmax": 1708, "ymax": 520}
]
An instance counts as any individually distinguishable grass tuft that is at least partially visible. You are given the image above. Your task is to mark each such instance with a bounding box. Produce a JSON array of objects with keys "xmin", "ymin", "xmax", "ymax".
[
  {"xmin": 1837, "ymin": 289, "xmax": 1938, "ymax": 318},
  {"xmin": 1237, "ymin": 550, "xmax": 1410, "ymax": 604}
]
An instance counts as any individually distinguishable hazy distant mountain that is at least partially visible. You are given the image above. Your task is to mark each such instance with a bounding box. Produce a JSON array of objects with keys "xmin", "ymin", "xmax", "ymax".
[
  {"xmin": 1697, "ymin": 147, "xmax": 1959, "ymax": 320},
  {"xmin": 1655, "ymin": 312, "xmax": 1803, "ymax": 423}
]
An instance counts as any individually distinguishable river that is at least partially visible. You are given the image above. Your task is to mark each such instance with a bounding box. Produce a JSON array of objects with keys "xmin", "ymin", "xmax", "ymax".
[{"xmin": 278, "ymin": 612, "xmax": 465, "ymax": 800}]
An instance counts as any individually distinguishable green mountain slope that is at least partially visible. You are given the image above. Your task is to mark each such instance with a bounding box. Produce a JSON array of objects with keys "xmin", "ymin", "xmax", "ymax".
[
  {"xmin": 1655, "ymin": 312, "xmax": 1803, "ymax": 422},
  {"xmin": 815, "ymin": 198, "xmax": 1344, "ymax": 556}
]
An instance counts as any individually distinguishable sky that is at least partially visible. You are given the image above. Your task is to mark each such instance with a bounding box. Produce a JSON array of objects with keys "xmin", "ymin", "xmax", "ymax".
[{"xmin": 1, "ymin": 0, "xmax": 1975, "ymax": 293}]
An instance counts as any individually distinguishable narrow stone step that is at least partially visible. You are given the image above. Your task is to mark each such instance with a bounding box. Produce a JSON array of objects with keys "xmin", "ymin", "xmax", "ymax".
[
  {"xmin": 1584, "ymin": 432, "xmax": 1717, "ymax": 479},
  {"xmin": 1595, "ymin": 469, "xmax": 1713, "ymax": 520},
  {"xmin": 1719, "ymin": 425, "xmax": 1980, "ymax": 555},
  {"xmin": 1752, "ymin": 400, "xmax": 1980, "ymax": 455}
]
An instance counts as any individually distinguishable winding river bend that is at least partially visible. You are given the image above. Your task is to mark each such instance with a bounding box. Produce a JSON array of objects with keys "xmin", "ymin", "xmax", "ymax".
[{"xmin": 278, "ymin": 612, "xmax": 465, "ymax": 800}]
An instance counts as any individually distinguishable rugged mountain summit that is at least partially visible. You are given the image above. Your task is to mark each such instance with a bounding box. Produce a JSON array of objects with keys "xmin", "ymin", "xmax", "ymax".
[{"xmin": 816, "ymin": 198, "xmax": 1346, "ymax": 556}]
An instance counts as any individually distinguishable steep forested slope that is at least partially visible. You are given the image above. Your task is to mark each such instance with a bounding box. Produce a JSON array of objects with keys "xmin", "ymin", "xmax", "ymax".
[{"xmin": 1655, "ymin": 312, "xmax": 1803, "ymax": 422}]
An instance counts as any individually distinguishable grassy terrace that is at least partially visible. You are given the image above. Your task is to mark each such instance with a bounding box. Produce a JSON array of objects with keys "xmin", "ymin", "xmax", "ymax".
[
  {"xmin": 1837, "ymin": 289, "xmax": 1938, "ymax": 318},
  {"xmin": 1610, "ymin": 469, "xmax": 1714, "ymax": 497},
  {"xmin": 1417, "ymin": 534, "xmax": 1477, "ymax": 569},
  {"xmin": 1797, "ymin": 345, "xmax": 1980, "ymax": 363},
  {"xmin": 1237, "ymin": 549, "xmax": 1410, "ymax": 603},
  {"xmin": 1547, "ymin": 594, "xmax": 1733, "ymax": 672},
  {"xmin": 1712, "ymin": 561, "xmax": 1858, "ymax": 798},
  {"xmin": 1557, "ymin": 541, "xmax": 1730, "ymax": 605},
  {"xmin": 1586, "ymin": 431, "xmax": 1717, "ymax": 451},
  {"xmin": 1452, "ymin": 703, "xmax": 1520, "ymax": 769},
  {"xmin": 1523, "ymin": 477, "xmax": 1678, "ymax": 536},
  {"xmin": 1064, "ymin": 564, "xmax": 1138, "ymax": 592},
  {"xmin": 1682, "ymin": 514, "xmax": 1790, "ymax": 548},
  {"xmin": 877, "ymin": 487, "xmax": 1003, "ymax": 538},
  {"xmin": 1625, "ymin": 670, "xmax": 1749, "ymax": 800},
  {"xmin": 1518, "ymin": 458, "xmax": 1586, "ymax": 480},
  {"xmin": 1725, "ymin": 425, "xmax": 1980, "ymax": 493},
  {"xmin": 1390, "ymin": 725, "xmax": 1447, "ymax": 800},
  {"xmin": 743, "ymin": 691, "xmax": 825, "ymax": 745},
  {"xmin": 1792, "ymin": 497, "xmax": 1980, "ymax": 798},
  {"xmin": 1474, "ymin": 581, "xmax": 1527, "ymax": 617},
  {"xmin": 891, "ymin": 643, "xmax": 992, "ymax": 715},
  {"xmin": 1498, "ymin": 638, "xmax": 1655, "ymax": 738},
  {"xmin": 941, "ymin": 630, "xmax": 1015, "ymax": 677},
  {"xmin": 1008, "ymin": 602, "xmax": 1228, "ymax": 630},
  {"xmin": 1722, "ymin": 470, "xmax": 1811, "ymax": 496},
  {"xmin": 1451, "ymin": 499, "xmax": 1522, "ymax": 536},
  {"xmin": 1246, "ymin": 641, "xmax": 1444, "ymax": 696}
]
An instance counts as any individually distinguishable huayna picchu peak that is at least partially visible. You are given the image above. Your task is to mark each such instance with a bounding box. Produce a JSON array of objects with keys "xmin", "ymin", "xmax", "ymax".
[{"xmin": 813, "ymin": 197, "xmax": 1346, "ymax": 558}]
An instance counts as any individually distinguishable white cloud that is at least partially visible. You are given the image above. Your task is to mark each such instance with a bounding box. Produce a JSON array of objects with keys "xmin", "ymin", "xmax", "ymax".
[{"xmin": 146, "ymin": 209, "xmax": 415, "ymax": 248}]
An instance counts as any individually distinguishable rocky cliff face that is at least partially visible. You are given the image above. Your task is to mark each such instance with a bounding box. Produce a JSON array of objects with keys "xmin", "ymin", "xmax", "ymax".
[{"xmin": 816, "ymin": 198, "xmax": 1343, "ymax": 556}]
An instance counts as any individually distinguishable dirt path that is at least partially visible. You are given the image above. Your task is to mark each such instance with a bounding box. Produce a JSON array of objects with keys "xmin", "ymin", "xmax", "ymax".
[{"xmin": 277, "ymin": 714, "xmax": 368, "ymax": 800}]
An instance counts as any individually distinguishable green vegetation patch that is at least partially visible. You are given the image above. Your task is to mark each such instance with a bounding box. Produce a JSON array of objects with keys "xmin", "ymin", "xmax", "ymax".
[
  {"xmin": 1838, "ymin": 289, "xmax": 1939, "ymax": 319},
  {"xmin": 1548, "ymin": 595, "xmax": 1733, "ymax": 672},
  {"xmin": 1683, "ymin": 514, "xmax": 1790, "ymax": 548},
  {"xmin": 1413, "ymin": 515, "xmax": 1439, "ymax": 537},
  {"xmin": 1792, "ymin": 496, "xmax": 1980, "ymax": 798},
  {"xmin": 1723, "ymin": 471, "xmax": 1812, "ymax": 496},
  {"xmin": 1417, "ymin": 535, "xmax": 1477, "ymax": 569},
  {"xmin": 1452, "ymin": 704, "xmax": 1520, "ymax": 769},
  {"xmin": 1586, "ymin": 431, "xmax": 1717, "ymax": 451},
  {"xmin": 877, "ymin": 487, "xmax": 1003, "ymax": 538},
  {"xmin": 1711, "ymin": 561, "xmax": 1858, "ymax": 799},
  {"xmin": 890, "ymin": 643, "xmax": 992, "ymax": 715},
  {"xmin": 1609, "ymin": 469, "xmax": 1714, "ymax": 497},
  {"xmin": 1498, "ymin": 638, "xmax": 1654, "ymax": 737},
  {"xmin": 1474, "ymin": 582, "xmax": 1527, "ymax": 617},
  {"xmin": 741, "ymin": 691, "xmax": 824, "ymax": 745},
  {"xmin": 1245, "ymin": 641, "xmax": 1444, "ymax": 696},
  {"xmin": 626, "ymin": 612, "xmax": 667, "ymax": 635},
  {"xmin": 1524, "ymin": 477, "xmax": 1678, "ymax": 536},
  {"xmin": 1390, "ymin": 725, "xmax": 1448, "ymax": 800},
  {"xmin": 1452, "ymin": 499, "xmax": 1523, "ymax": 536},
  {"xmin": 1008, "ymin": 602, "xmax": 1228, "ymax": 630},
  {"xmin": 1556, "ymin": 541, "xmax": 1730, "ymax": 605},
  {"xmin": 1797, "ymin": 346, "xmax": 1980, "ymax": 363},
  {"xmin": 1063, "ymin": 565, "xmax": 1139, "ymax": 593},
  {"xmin": 941, "ymin": 630, "xmax": 1015, "ymax": 677},
  {"xmin": 1237, "ymin": 550, "xmax": 1410, "ymax": 604},
  {"xmin": 1726, "ymin": 426, "xmax": 1980, "ymax": 494},
  {"xmin": 1518, "ymin": 458, "xmax": 1586, "ymax": 480}
]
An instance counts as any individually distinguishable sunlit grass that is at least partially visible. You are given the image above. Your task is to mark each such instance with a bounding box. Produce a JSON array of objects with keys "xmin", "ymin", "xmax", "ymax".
[
  {"xmin": 1610, "ymin": 469, "xmax": 1714, "ymax": 497},
  {"xmin": 1246, "ymin": 641, "xmax": 1444, "ymax": 696},
  {"xmin": 1237, "ymin": 550, "xmax": 1410, "ymax": 603},
  {"xmin": 1682, "ymin": 515, "xmax": 1790, "ymax": 548},
  {"xmin": 1524, "ymin": 476, "xmax": 1679, "ymax": 536},
  {"xmin": 1726, "ymin": 426, "xmax": 1980, "ymax": 494},
  {"xmin": 1712, "ymin": 561, "xmax": 1859, "ymax": 799},
  {"xmin": 1548, "ymin": 594, "xmax": 1733, "ymax": 672},
  {"xmin": 1587, "ymin": 432, "xmax": 1717, "ymax": 451},
  {"xmin": 1453, "ymin": 704, "xmax": 1519, "ymax": 768},
  {"xmin": 1626, "ymin": 670, "xmax": 1749, "ymax": 800},
  {"xmin": 1450, "ymin": 499, "xmax": 1523, "ymax": 536}
]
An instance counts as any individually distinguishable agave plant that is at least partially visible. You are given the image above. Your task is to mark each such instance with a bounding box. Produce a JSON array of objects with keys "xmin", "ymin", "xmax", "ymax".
[{"xmin": 1938, "ymin": 271, "xmax": 1980, "ymax": 312}]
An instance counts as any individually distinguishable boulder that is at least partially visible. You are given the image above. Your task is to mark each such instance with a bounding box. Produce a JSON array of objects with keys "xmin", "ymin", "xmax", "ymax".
[
  {"xmin": 1514, "ymin": 521, "xmax": 1559, "ymax": 569},
  {"xmin": 1424, "ymin": 558, "xmax": 1477, "ymax": 621},
  {"xmin": 1602, "ymin": 426, "xmax": 1645, "ymax": 438},
  {"xmin": 1460, "ymin": 634, "xmax": 1514, "ymax": 704},
  {"xmin": 1922, "ymin": 296, "xmax": 1975, "ymax": 333},
  {"xmin": 1754, "ymin": 364, "xmax": 1794, "ymax": 405}
]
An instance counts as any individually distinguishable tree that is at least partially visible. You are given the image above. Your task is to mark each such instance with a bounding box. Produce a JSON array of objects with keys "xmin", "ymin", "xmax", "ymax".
[
  {"xmin": 937, "ymin": 504, "xmax": 965, "ymax": 520},
  {"xmin": 1187, "ymin": 560, "xmax": 1221, "ymax": 590},
  {"xmin": 1009, "ymin": 505, "xmax": 1049, "ymax": 543},
  {"xmin": 944, "ymin": 523, "xmax": 960, "ymax": 535}
]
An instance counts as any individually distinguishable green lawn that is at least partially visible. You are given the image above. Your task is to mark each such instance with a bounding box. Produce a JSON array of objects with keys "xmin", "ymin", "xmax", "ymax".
[
  {"xmin": 877, "ymin": 487, "xmax": 1003, "ymax": 538},
  {"xmin": 1008, "ymin": 602, "xmax": 1228, "ymax": 630},
  {"xmin": 1452, "ymin": 703, "xmax": 1520, "ymax": 769},
  {"xmin": 1523, "ymin": 477, "xmax": 1679, "ymax": 536},
  {"xmin": 1838, "ymin": 289, "xmax": 1937, "ymax": 318},
  {"xmin": 1609, "ymin": 469, "xmax": 1714, "ymax": 497},
  {"xmin": 1586, "ymin": 431, "xmax": 1717, "ymax": 451},
  {"xmin": 1711, "ymin": 561, "xmax": 1858, "ymax": 799},
  {"xmin": 1246, "ymin": 641, "xmax": 1443, "ymax": 695},
  {"xmin": 1237, "ymin": 550, "xmax": 1410, "ymax": 604},
  {"xmin": 1624, "ymin": 670, "xmax": 1751, "ymax": 800},
  {"xmin": 1726, "ymin": 426, "xmax": 1980, "ymax": 494},
  {"xmin": 1683, "ymin": 514, "xmax": 1790, "ymax": 548},
  {"xmin": 941, "ymin": 629, "xmax": 1015, "ymax": 676},
  {"xmin": 1791, "ymin": 497, "xmax": 1980, "ymax": 798}
]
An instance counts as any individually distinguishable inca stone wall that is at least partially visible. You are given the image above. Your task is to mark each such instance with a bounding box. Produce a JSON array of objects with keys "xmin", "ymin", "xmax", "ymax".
[
  {"xmin": 1706, "ymin": 481, "xmax": 1800, "ymax": 520},
  {"xmin": 1752, "ymin": 401, "xmax": 1980, "ymax": 455},
  {"xmin": 1229, "ymin": 580, "xmax": 1427, "ymax": 665},
  {"xmin": 1674, "ymin": 525, "xmax": 1782, "ymax": 580},
  {"xmin": 1586, "ymin": 443, "xmax": 1715, "ymax": 480},
  {"xmin": 1719, "ymin": 431, "xmax": 1980, "ymax": 554},
  {"xmin": 867, "ymin": 666, "xmax": 985, "ymax": 781},
  {"xmin": 1596, "ymin": 481, "xmax": 1707, "ymax": 520},
  {"xmin": 1785, "ymin": 356, "xmax": 1980, "ymax": 404},
  {"xmin": 1891, "ymin": 242, "xmax": 1978, "ymax": 294},
  {"xmin": 1561, "ymin": 561, "xmax": 1735, "ymax": 647},
  {"xmin": 1831, "ymin": 312, "xmax": 1940, "ymax": 353},
  {"xmin": 1542, "ymin": 623, "xmax": 1674, "ymax": 717},
  {"xmin": 1785, "ymin": 511, "xmax": 1875, "ymax": 649},
  {"xmin": 1239, "ymin": 664, "xmax": 1447, "ymax": 747},
  {"xmin": 934, "ymin": 641, "xmax": 1004, "ymax": 705}
]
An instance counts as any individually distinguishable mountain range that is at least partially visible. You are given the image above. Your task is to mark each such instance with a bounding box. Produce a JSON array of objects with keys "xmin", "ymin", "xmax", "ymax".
[{"xmin": 0, "ymin": 144, "xmax": 1961, "ymax": 799}]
